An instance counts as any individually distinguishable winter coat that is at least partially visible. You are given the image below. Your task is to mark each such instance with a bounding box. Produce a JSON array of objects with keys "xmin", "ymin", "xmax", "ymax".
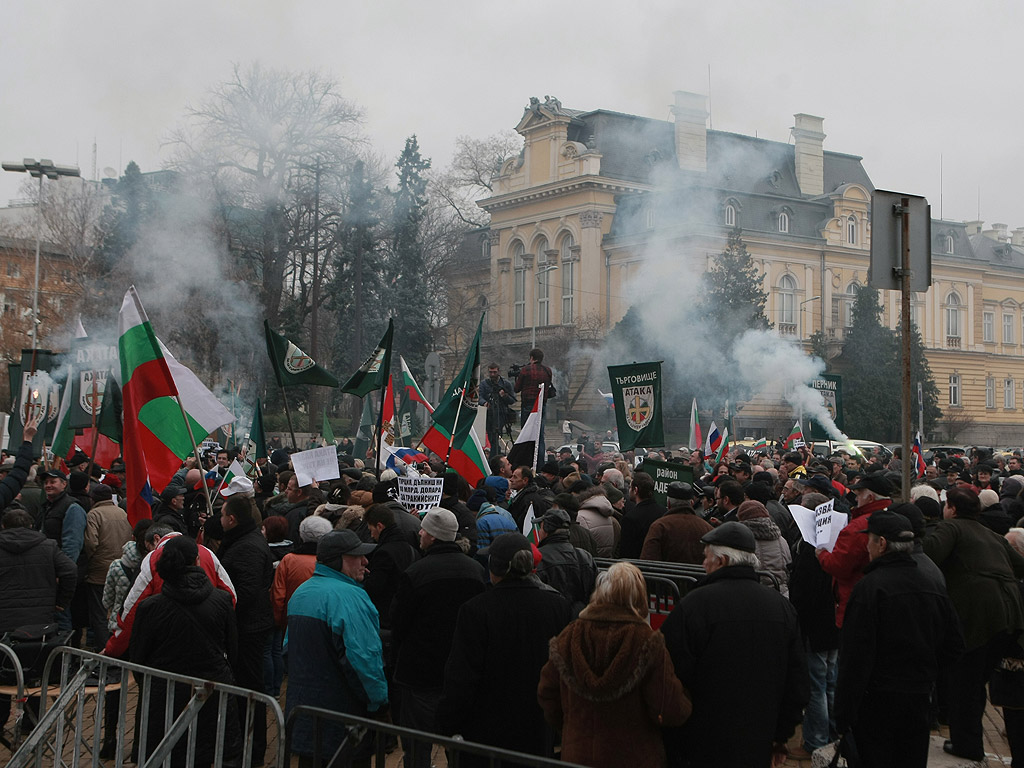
[
  {"xmin": 438, "ymin": 576, "xmax": 572, "ymax": 767},
  {"xmin": 439, "ymin": 496, "xmax": 480, "ymax": 553},
  {"xmin": 742, "ymin": 517, "xmax": 791, "ymax": 596},
  {"xmin": 620, "ymin": 499, "xmax": 666, "ymax": 560},
  {"xmin": 391, "ymin": 541, "xmax": 487, "ymax": 689},
  {"xmin": 508, "ymin": 484, "xmax": 553, "ymax": 531},
  {"xmin": 817, "ymin": 496, "xmax": 891, "ymax": 627},
  {"xmin": 217, "ymin": 519, "xmax": 275, "ymax": 636},
  {"xmin": 130, "ymin": 567, "xmax": 239, "ymax": 768},
  {"xmin": 640, "ymin": 506, "xmax": 711, "ymax": 565},
  {"xmin": 474, "ymin": 502, "xmax": 518, "ymax": 551},
  {"xmin": 270, "ymin": 543, "xmax": 317, "ymax": 629},
  {"xmin": 363, "ymin": 524, "xmax": 419, "ymax": 629},
  {"xmin": 577, "ymin": 495, "xmax": 616, "ymax": 557},
  {"xmin": 82, "ymin": 500, "xmax": 132, "ymax": 585},
  {"xmin": 765, "ymin": 499, "xmax": 801, "ymax": 550},
  {"xmin": 0, "ymin": 526, "xmax": 77, "ymax": 631},
  {"xmin": 834, "ymin": 552, "xmax": 964, "ymax": 734},
  {"xmin": 924, "ymin": 516, "xmax": 1024, "ymax": 650},
  {"xmin": 536, "ymin": 530, "xmax": 597, "ymax": 615},
  {"xmin": 0, "ymin": 440, "xmax": 33, "ymax": 511},
  {"xmin": 787, "ymin": 542, "xmax": 839, "ymax": 653},
  {"xmin": 384, "ymin": 499, "xmax": 421, "ymax": 547},
  {"xmin": 102, "ymin": 540, "xmax": 144, "ymax": 632},
  {"xmin": 275, "ymin": 498, "xmax": 316, "ymax": 544},
  {"xmin": 569, "ymin": 522, "xmax": 599, "ymax": 556},
  {"xmin": 660, "ymin": 565, "xmax": 809, "ymax": 768},
  {"xmin": 40, "ymin": 491, "xmax": 88, "ymax": 563},
  {"xmin": 539, "ymin": 603, "xmax": 692, "ymax": 768},
  {"xmin": 285, "ymin": 563, "xmax": 388, "ymax": 757}
]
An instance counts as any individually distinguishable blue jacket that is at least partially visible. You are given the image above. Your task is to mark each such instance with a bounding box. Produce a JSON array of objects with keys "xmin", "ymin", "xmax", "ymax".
[
  {"xmin": 475, "ymin": 503, "xmax": 518, "ymax": 550},
  {"xmin": 285, "ymin": 563, "xmax": 388, "ymax": 756}
]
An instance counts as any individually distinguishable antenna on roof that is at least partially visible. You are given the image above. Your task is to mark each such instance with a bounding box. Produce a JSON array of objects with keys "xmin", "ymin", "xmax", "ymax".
[
  {"xmin": 707, "ymin": 64, "xmax": 713, "ymax": 130},
  {"xmin": 939, "ymin": 154, "xmax": 943, "ymax": 220}
]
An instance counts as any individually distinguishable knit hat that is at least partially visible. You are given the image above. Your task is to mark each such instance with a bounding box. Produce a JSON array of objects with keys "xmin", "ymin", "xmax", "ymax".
[
  {"xmin": 69, "ymin": 471, "xmax": 90, "ymax": 494},
  {"xmin": 979, "ymin": 488, "xmax": 1000, "ymax": 508},
  {"xmin": 420, "ymin": 508, "xmax": 459, "ymax": 542},
  {"xmin": 602, "ymin": 482, "xmax": 624, "ymax": 505},
  {"xmin": 736, "ymin": 500, "xmax": 769, "ymax": 520},
  {"xmin": 299, "ymin": 515, "xmax": 333, "ymax": 543},
  {"xmin": 484, "ymin": 475, "xmax": 509, "ymax": 496}
]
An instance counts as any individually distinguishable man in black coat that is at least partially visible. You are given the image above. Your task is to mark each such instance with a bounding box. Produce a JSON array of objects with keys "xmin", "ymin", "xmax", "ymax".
[
  {"xmin": 661, "ymin": 522, "xmax": 809, "ymax": 768},
  {"xmin": 439, "ymin": 473, "xmax": 479, "ymax": 554},
  {"xmin": 390, "ymin": 509, "xmax": 486, "ymax": 768},
  {"xmin": 535, "ymin": 508, "xmax": 596, "ymax": 616},
  {"xmin": 364, "ymin": 504, "xmax": 420, "ymax": 628},
  {"xmin": 438, "ymin": 533, "xmax": 571, "ymax": 767},
  {"xmin": 507, "ymin": 466, "xmax": 553, "ymax": 532},
  {"xmin": 835, "ymin": 511, "xmax": 964, "ymax": 767},
  {"xmin": 218, "ymin": 494, "xmax": 274, "ymax": 766},
  {"xmin": 619, "ymin": 472, "xmax": 664, "ymax": 559}
]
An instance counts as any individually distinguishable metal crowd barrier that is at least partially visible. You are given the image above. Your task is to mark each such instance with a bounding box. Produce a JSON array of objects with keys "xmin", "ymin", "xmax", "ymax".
[
  {"xmin": 595, "ymin": 556, "xmax": 782, "ymax": 592},
  {"xmin": 7, "ymin": 646, "xmax": 285, "ymax": 768},
  {"xmin": 0, "ymin": 642, "xmax": 27, "ymax": 748},
  {"xmin": 285, "ymin": 705, "xmax": 589, "ymax": 767}
]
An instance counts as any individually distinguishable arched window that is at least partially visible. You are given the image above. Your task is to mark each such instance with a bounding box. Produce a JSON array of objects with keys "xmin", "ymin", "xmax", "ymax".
[
  {"xmin": 535, "ymin": 237, "xmax": 550, "ymax": 327},
  {"xmin": 944, "ymin": 234, "xmax": 954, "ymax": 254},
  {"xmin": 847, "ymin": 216, "xmax": 857, "ymax": 245},
  {"xmin": 778, "ymin": 274, "xmax": 797, "ymax": 326},
  {"xmin": 725, "ymin": 204, "xmax": 736, "ymax": 227},
  {"xmin": 512, "ymin": 242, "xmax": 526, "ymax": 329},
  {"xmin": 945, "ymin": 291, "xmax": 962, "ymax": 342},
  {"xmin": 560, "ymin": 234, "xmax": 576, "ymax": 323},
  {"xmin": 778, "ymin": 211, "xmax": 790, "ymax": 234},
  {"xmin": 843, "ymin": 282, "xmax": 860, "ymax": 328}
]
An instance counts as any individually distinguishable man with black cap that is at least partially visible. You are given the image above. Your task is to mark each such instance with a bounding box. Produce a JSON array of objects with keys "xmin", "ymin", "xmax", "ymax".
[
  {"xmin": 286, "ymin": 529, "xmax": 387, "ymax": 764},
  {"xmin": 835, "ymin": 511, "xmax": 964, "ymax": 767},
  {"xmin": 439, "ymin": 532, "xmax": 571, "ymax": 767},
  {"xmin": 152, "ymin": 484, "xmax": 189, "ymax": 534},
  {"xmin": 660, "ymin": 522, "xmax": 808, "ymax": 768},
  {"xmin": 640, "ymin": 482, "xmax": 712, "ymax": 565},
  {"xmin": 818, "ymin": 471, "xmax": 892, "ymax": 629},
  {"xmin": 390, "ymin": 508, "xmax": 486, "ymax": 768},
  {"xmin": 534, "ymin": 507, "xmax": 596, "ymax": 615}
]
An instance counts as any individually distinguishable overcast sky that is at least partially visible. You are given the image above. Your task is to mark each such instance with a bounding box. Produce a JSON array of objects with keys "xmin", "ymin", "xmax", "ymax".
[{"xmin": 2, "ymin": 1, "xmax": 1020, "ymax": 228}]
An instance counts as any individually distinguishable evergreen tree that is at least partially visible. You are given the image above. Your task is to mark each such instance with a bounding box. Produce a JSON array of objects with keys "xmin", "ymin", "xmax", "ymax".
[
  {"xmin": 840, "ymin": 287, "xmax": 900, "ymax": 440},
  {"xmin": 902, "ymin": 319, "xmax": 943, "ymax": 436},
  {"xmin": 699, "ymin": 227, "xmax": 771, "ymax": 341},
  {"xmin": 388, "ymin": 136, "xmax": 433, "ymax": 376}
]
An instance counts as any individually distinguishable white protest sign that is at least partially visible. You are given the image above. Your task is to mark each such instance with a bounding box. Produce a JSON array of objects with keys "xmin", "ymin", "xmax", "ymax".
[
  {"xmin": 788, "ymin": 499, "xmax": 847, "ymax": 552},
  {"xmin": 290, "ymin": 445, "xmax": 341, "ymax": 487},
  {"xmin": 398, "ymin": 476, "xmax": 444, "ymax": 513},
  {"xmin": 788, "ymin": 504, "xmax": 816, "ymax": 546}
]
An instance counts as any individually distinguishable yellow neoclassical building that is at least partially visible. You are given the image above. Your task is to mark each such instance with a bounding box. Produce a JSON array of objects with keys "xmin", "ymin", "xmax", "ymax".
[{"xmin": 458, "ymin": 93, "xmax": 1024, "ymax": 445}]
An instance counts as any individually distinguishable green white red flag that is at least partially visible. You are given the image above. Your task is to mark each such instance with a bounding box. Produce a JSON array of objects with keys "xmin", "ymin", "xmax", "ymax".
[
  {"xmin": 784, "ymin": 420, "xmax": 803, "ymax": 449},
  {"xmin": 400, "ymin": 356, "xmax": 434, "ymax": 414}
]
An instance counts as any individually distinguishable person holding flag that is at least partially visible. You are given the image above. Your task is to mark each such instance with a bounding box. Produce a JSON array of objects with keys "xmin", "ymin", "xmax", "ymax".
[{"xmin": 514, "ymin": 349, "xmax": 555, "ymax": 470}]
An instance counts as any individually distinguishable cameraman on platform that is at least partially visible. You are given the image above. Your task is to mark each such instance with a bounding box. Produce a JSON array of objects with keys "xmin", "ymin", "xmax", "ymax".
[
  {"xmin": 479, "ymin": 363, "xmax": 516, "ymax": 458},
  {"xmin": 514, "ymin": 348, "xmax": 555, "ymax": 470}
]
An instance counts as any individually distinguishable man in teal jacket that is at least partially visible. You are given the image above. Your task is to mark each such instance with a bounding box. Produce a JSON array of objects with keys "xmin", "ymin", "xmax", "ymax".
[{"xmin": 286, "ymin": 529, "xmax": 387, "ymax": 764}]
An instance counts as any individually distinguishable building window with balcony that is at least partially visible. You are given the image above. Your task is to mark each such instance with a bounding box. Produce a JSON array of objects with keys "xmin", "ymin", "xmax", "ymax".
[
  {"xmin": 512, "ymin": 242, "xmax": 526, "ymax": 329},
  {"xmin": 949, "ymin": 374, "xmax": 961, "ymax": 407},
  {"xmin": 1006, "ymin": 378, "xmax": 1016, "ymax": 409},
  {"xmin": 843, "ymin": 283, "xmax": 860, "ymax": 328},
  {"xmin": 984, "ymin": 312, "xmax": 995, "ymax": 342},
  {"xmin": 560, "ymin": 234, "xmax": 576, "ymax": 324},
  {"xmin": 847, "ymin": 216, "xmax": 857, "ymax": 245},
  {"xmin": 778, "ymin": 274, "xmax": 796, "ymax": 332},
  {"xmin": 535, "ymin": 237, "xmax": 550, "ymax": 327},
  {"xmin": 945, "ymin": 292, "xmax": 962, "ymax": 347},
  {"xmin": 987, "ymin": 378, "xmax": 996, "ymax": 408},
  {"xmin": 1005, "ymin": 313, "xmax": 1015, "ymax": 345},
  {"xmin": 778, "ymin": 211, "xmax": 789, "ymax": 233}
]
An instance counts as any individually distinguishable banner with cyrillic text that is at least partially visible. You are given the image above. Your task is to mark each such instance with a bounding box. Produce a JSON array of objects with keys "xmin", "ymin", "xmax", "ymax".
[{"xmin": 607, "ymin": 361, "xmax": 664, "ymax": 451}]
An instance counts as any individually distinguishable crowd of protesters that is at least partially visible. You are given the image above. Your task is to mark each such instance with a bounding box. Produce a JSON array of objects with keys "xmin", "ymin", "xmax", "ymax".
[{"xmin": 4, "ymin": 420, "xmax": 1024, "ymax": 768}]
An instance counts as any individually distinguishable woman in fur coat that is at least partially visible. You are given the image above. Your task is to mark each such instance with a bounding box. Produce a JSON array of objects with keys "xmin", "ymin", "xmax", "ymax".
[{"xmin": 538, "ymin": 562, "xmax": 691, "ymax": 767}]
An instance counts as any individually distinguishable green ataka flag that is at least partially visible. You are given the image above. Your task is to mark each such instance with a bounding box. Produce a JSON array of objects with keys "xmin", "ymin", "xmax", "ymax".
[
  {"xmin": 396, "ymin": 390, "xmax": 421, "ymax": 448},
  {"xmin": 322, "ymin": 410, "xmax": 336, "ymax": 446},
  {"xmin": 353, "ymin": 396, "xmax": 375, "ymax": 461},
  {"xmin": 607, "ymin": 361, "xmax": 664, "ymax": 451},
  {"xmin": 341, "ymin": 319, "xmax": 394, "ymax": 397},
  {"xmin": 97, "ymin": 377, "xmax": 123, "ymax": 445},
  {"xmin": 243, "ymin": 399, "xmax": 267, "ymax": 477},
  {"xmin": 430, "ymin": 315, "xmax": 483, "ymax": 449},
  {"xmin": 68, "ymin": 337, "xmax": 119, "ymax": 430},
  {"xmin": 264, "ymin": 320, "xmax": 339, "ymax": 388}
]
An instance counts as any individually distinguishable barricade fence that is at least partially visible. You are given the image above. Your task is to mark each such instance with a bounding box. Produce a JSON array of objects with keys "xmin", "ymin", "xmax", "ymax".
[
  {"xmin": 285, "ymin": 705, "xmax": 588, "ymax": 768},
  {"xmin": 6, "ymin": 646, "xmax": 285, "ymax": 768}
]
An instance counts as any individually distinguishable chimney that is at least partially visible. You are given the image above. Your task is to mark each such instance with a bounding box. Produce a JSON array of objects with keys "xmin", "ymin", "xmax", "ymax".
[
  {"xmin": 965, "ymin": 220, "xmax": 984, "ymax": 236},
  {"xmin": 791, "ymin": 114, "xmax": 826, "ymax": 197},
  {"xmin": 1012, "ymin": 228, "xmax": 1024, "ymax": 247},
  {"xmin": 671, "ymin": 91, "xmax": 707, "ymax": 173},
  {"xmin": 984, "ymin": 223, "xmax": 1009, "ymax": 242}
]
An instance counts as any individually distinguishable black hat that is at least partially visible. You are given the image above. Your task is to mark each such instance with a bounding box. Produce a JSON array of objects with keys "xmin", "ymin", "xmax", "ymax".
[
  {"xmin": 797, "ymin": 475, "xmax": 835, "ymax": 495},
  {"xmin": 848, "ymin": 472, "xmax": 893, "ymax": 496},
  {"xmin": 40, "ymin": 469, "xmax": 67, "ymax": 482},
  {"xmin": 866, "ymin": 510, "xmax": 914, "ymax": 542},
  {"xmin": 540, "ymin": 460, "xmax": 559, "ymax": 475},
  {"xmin": 700, "ymin": 521, "xmax": 756, "ymax": 553},
  {"xmin": 90, "ymin": 483, "xmax": 114, "ymax": 502},
  {"xmin": 480, "ymin": 532, "xmax": 534, "ymax": 577},
  {"xmin": 889, "ymin": 502, "xmax": 925, "ymax": 539},
  {"xmin": 914, "ymin": 496, "xmax": 942, "ymax": 520},
  {"xmin": 317, "ymin": 529, "xmax": 376, "ymax": 562},
  {"xmin": 160, "ymin": 484, "xmax": 186, "ymax": 503},
  {"xmin": 109, "ymin": 458, "xmax": 126, "ymax": 472},
  {"xmin": 729, "ymin": 462, "xmax": 752, "ymax": 474},
  {"xmin": 69, "ymin": 470, "xmax": 90, "ymax": 494},
  {"xmin": 538, "ymin": 507, "xmax": 571, "ymax": 530},
  {"xmin": 666, "ymin": 481, "xmax": 697, "ymax": 501}
]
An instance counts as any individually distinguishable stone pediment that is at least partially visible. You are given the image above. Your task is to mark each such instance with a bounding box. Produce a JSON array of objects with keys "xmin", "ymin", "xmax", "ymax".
[{"xmin": 516, "ymin": 95, "xmax": 577, "ymax": 133}]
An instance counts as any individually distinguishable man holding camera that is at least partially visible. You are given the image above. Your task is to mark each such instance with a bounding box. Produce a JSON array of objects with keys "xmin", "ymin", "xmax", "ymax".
[
  {"xmin": 478, "ymin": 364, "xmax": 516, "ymax": 459},
  {"xmin": 514, "ymin": 348, "xmax": 555, "ymax": 469}
]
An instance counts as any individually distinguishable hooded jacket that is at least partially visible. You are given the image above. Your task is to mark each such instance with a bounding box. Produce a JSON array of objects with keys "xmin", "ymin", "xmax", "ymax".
[
  {"xmin": 0, "ymin": 525, "xmax": 77, "ymax": 631},
  {"xmin": 577, "ymin": 494, "xmax": 616, "ymax": 557},
  {"xmin": 102, "ymin": 540, "xmax": 144, "ymax": 632},
  {"xmin": 539, "ymin": 603, "xmax": 691, "ymax": 768}
]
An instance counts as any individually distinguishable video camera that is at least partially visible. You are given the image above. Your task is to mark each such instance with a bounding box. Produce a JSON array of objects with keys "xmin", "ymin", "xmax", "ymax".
[{"xmin": 508, "ymin": 363, "xmax": 522, "ymax": 380}]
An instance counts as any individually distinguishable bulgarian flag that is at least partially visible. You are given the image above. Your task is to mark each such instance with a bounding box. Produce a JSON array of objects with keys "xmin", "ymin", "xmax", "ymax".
[
  {"xmin": 400, "ymin": 356, "xmax": 434, "ymax": 414},
  {"xmin": 715, "ymin": 428, "xmax": 730, "ymax": 465},
  {"xmin": 216, "ymin": 458, "xmax": 246, "ymax": 495},
  {"xmin": 118, "ymin": 287, "xmax": 234, "ymax": 524},
  {"xmin": 687, "ymin": 398, "xmax": 702, "ymax": 451},
  {"xmin": 784, "ymin": 420, "xmax": 803, "ymax": 449},
  {"xmin": 913, "ymin": 431, "xmax": 927, "ymax": 478},
  {"xmin": 521, "ymin": 502, "xmax": 538, "ymax": 545},
  {"xmin": 381, "ymin": 375, "xmax": 397, "ymax": 445},
  {"xmin": 421, "ymin": 422, "xmax": 489, "ymax": 488},
  {"xmin": 753, "ymin": 437, "xmax": 767, "ymax": 451}
]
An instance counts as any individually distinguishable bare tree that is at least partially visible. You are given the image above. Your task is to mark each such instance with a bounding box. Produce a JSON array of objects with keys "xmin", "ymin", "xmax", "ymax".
[
  {"xmin": 431, "ymin": 131, "xmax": 522, "ymax": 227},
  {"xmin": 940, "ymin": 410, "xmax": 977, "ymax": 442}
]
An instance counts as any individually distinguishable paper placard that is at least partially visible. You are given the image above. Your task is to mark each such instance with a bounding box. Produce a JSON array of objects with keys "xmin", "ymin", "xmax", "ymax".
[
  {"xmin": 788, "ymin": 499, "xmax": 848, "ymax": 552},
  {"xmin": 290, "ymin": 445, "xmax": 341, "ymax": 487},
  {"xmin": 398, "ymin": 476, "xmax": 444, "ymax": 513}
]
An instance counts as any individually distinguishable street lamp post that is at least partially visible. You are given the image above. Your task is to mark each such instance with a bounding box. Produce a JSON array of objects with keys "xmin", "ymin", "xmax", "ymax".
[
  {"xmin": 531, "ymin": 264, "xmax": 559, "ymax": 348},
  {"xmin": 1, "ymin": 158, "xmax": 81, "ymax": 348},
  {"xmin": 799, "ymin": 296, "xmax": 822, "ymax": 340}
]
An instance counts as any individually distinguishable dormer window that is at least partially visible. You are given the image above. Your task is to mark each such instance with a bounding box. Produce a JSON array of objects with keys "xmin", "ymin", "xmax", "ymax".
[
  {"xmin": 944, "ymin": 234, "xmax": 954, "ymax": 254},
  {"xmin": 725, "ymin": 204, "xmax": 736, "ymax": 227},
  {"xmin": 847, "ymin": 216, "xmax": 857, "ymax": 245},
  {"xmin": 778, "ymin": 211, "xmax": 790, "ymax": 234}
]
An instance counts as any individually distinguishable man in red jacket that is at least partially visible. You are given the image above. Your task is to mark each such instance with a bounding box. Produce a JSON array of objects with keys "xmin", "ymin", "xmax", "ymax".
[{"xmin": 816, "ymin": 472, "xmax": 891, "ymax": 628}]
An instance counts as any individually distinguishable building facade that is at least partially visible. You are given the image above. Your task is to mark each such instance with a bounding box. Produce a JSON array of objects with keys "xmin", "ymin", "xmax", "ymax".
[{"xmin": 458, "ymin": 92, "xmax": 1024, "ymax": 445}]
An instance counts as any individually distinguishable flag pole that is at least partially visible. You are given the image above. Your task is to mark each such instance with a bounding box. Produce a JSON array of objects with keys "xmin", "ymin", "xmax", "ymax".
[
  {"xmin": 173, "ymin": 394, "xmax": 215, "ymax": 522},
  {"xmin": 374, "ymin": 378, "xmax": 386, "ymax": 479},
  {"xmin": 279, "ymin": 383, "xmax": 298, "ymax": 452},
  {"xmin": 85, "ymin": 375, "xmax": 99, "ymax": 479},
  {"xmin": 443, "ymin": 390, "xmax": 467, "ymax": 471}
]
